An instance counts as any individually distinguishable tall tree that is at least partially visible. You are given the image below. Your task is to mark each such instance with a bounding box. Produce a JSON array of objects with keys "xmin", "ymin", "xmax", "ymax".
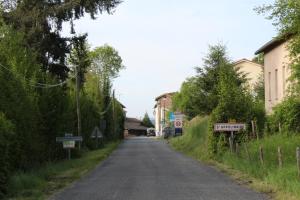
[
  {"xmin": 89, "ymin": 44, "xmax": 125, "ymax": 139},
  {"xmin": 142, "ymin": 113, "xmax": 154, "ymax": 128},
  {"xmin": 194, "ymin": 43, "xmax": 245, "ymax": 115},
  {"xmin": 1, "ymin": 0, "xmax": 121, "ymax": 79}
]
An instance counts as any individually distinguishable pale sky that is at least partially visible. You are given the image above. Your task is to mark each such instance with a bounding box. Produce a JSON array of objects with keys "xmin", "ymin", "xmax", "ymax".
[{"xmin": 64, "ymin": 0, "xmax": 276, "ymax": 119}]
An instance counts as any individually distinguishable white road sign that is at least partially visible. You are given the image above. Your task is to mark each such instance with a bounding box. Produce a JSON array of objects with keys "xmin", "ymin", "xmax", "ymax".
[{"xmin": 214, "ymin": 123, "xmax": 246, "ymax": 132}]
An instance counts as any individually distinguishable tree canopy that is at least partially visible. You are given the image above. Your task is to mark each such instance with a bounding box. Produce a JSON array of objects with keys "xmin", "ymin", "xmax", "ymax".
[
  {"xmin": 1, "ymin": 0, "xmax": 121, "ymax": 79},
  {"xmin": 142, "ymin": 113, "xmax": 154, "ymax": 128}
]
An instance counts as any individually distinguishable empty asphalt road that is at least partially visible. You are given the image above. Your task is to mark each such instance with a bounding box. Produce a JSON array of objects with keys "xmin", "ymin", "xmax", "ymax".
[{"xmin": 50, "ymin": 137, "xmax": 267, "ymax": 200}]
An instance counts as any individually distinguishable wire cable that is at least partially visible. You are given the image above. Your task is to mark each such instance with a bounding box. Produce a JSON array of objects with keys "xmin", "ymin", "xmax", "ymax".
[{"xmin": 0, "ymin": 62, "xmax": 70, "ymax": 88}]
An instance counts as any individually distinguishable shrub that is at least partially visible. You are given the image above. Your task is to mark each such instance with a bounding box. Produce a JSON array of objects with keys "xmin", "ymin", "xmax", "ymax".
[
  {"xmin": 0, "ymin": 113, "xmax": 15, "ymax": 198},
  {"xmin": 269, "ymin": 97, "xmax": 300, "ymax": 133}
]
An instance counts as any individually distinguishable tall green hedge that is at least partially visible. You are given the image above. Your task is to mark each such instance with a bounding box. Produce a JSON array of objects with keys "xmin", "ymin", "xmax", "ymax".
[{"xmin": 0, "ymin": 113, "xmax": 14, "ymax": 197}]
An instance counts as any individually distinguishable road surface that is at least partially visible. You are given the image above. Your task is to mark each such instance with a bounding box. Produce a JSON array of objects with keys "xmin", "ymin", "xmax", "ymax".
[{"xmin": 50, "ymin": 137, "xmax": 267, "ymax": 200}]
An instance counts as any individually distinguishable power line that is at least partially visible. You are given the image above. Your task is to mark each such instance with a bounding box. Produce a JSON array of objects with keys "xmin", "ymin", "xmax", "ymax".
[{"xmin": 0, "ymin": 62, "xmax": 70, "ymax": 88}]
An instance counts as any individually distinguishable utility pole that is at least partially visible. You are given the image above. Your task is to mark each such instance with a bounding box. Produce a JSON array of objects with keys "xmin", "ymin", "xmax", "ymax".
[{"xmin": 75, "ymin": 65, "xmax": 82, "ymax": 149}]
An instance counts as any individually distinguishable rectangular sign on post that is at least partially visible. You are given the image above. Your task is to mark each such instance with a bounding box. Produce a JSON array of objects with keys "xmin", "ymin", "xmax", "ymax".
[{"xmin": 214, "ymin": 123, "xmax": 246, "ymax": 132}]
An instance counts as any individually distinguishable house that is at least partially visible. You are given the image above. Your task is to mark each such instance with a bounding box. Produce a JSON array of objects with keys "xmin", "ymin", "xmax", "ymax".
[
  {"xmin": 233, "ymin": 58, "xmax": 263, "ymax": 91},
  {"xmin": 154, "ymin": 92, "xmax": 175, "ymax": 136},
  {"xmin": 255, "ymin": 37, "xmax": 292, "ymax": 113},
  {"xmin": 124, "ymin": 117, "xmax": 148, "ymax": 136}
]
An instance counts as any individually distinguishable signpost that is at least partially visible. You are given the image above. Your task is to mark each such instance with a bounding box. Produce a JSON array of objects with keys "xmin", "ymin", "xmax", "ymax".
[
  {"xmin": 214, "ymin": 123, "xmax": 246, "ymax": 132},
  {"xmin": 214, "ymin": 123, "xmax": 246, "ymax": 153},
  {"xmin": 174, "ymin": 113, "xmax": 184, "ymax": 136},
  {"xmin": 56, "ymin": 133, "xmax": 83, "ymax": 160}
]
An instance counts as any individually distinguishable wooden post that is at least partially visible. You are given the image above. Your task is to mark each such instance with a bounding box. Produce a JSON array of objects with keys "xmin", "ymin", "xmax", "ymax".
[
  {"xmin": 251, "ymin": 120, "xmax": 255, "ymax": 138},
  {"xmin": 244, "ymin": 143, "xmax": 251, "ymax": 161},
  {"xmin": 229, "ymin": 137, "xmax": 234, "ymax": 153},
  {"xmin": 297, "ymin": 147, "xmax": 300, "ymax": 178},
  {"xmin": 279, "ymin": 122, "xmax": 282, "ymax": 134},
  {"xmin": 255, "ymin": 120, "xmax": 259, "ymax": 140},
  {"xmin": 259, "ymin": 146, "xmax": 264, "ymax": 165},
  {"xmin": 278, "ymin": 146, "xmax": 282, "ymax": 169}
]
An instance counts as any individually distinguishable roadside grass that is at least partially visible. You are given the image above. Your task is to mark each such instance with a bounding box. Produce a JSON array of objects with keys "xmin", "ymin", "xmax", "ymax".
[
  {"xmin": 171, "ymin": 116, "xmax": 210, "ymax": 161},
  {"xmin": 170, "ymin": 117, "xmax": 300, "ymax": 200},
  {"xmin": 5, "ymin": 141, "xmax": 120, "ymax": 200}
]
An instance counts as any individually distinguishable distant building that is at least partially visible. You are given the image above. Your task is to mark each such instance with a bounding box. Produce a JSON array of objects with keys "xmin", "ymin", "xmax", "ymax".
[
  {"xmin": 233, "ymin": 58, "xmax": 263, "ymax": 91},
  {"xmin": 154, "ymin": 92, "xmax": 175, "ymax": 136},
  {"xmin": 255, "ymin": 37, "xmax": 292, "ymax": 113},
  {"xmin": 124, "ymin": 118, "xmax": 148, "ymax": 136}
]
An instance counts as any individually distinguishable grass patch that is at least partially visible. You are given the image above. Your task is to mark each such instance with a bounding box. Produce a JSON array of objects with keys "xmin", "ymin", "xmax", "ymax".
[
  {"xmin": 170, "ymin": 117, "xmax": 300, "ymax": 200},
  {"xmin": 171, "ymin": 116, "xmax": 210, "ymax": 161},
  {"xmin": 5, "ymin": 141, "xmax": 120, "ymax": 200}
]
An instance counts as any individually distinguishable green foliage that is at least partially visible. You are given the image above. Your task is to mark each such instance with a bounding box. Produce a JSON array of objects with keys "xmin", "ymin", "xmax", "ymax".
[
  {"xmin": 208, "ymin": 73, "xmax": 265, "ymax": 155},
  {"xmin": 172, "ymin": 77, "xmax": 199, "ymax": 119},
  {"xmin": 0, "ymin": 113, "xmax": 14, "ymax": 197},
  {"xmin": 252, "ymin": 53, "xmax": 264, "ymax": 65},
  {"xmin": 170, "ymin": 117, "xmax": 210, "ymax": 161},
  {"xmin": 142, "ymin": 112, "xmax": 154, "ymax": 128},
  {"xmin": 1, "ymin": 0, "xmax": 121, "ymax": 78},
  {"xmin": 90, "ymin": 44, "xmax": 125, "ymax": 79},
  {"xmin": 253, "ymin": 73, "xmax": 265, "ymax": 102},
  {"xmin": 220, "ymin": 134, "xmax": 300, "ymax": 199},
  {"xmin": 69, "ymin": 35, "xmax": 91, "ymax": 88},
  {"xmin": 171, "ymin": 117, "xmax": 300, "ymax": 199},
  {"xmin": 89, "ymin": 44, "xmax": 125, "ymax": 141},
  {"xmin": 174, "ymin": 43, "xmax": 246, "ymax": 119},
  {"xmin": 268, "ymin": 96, "xmax": 300, "ymax": 133},
  {"xmin": 7, "ymin": 141, "xmax": 120, "ymax": 200}
]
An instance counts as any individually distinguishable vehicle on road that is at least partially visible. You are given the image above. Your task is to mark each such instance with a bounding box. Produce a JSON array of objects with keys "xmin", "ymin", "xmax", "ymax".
[{"xmin": 147, "ymin": 128, "xmax": 156, "ymax": 137}]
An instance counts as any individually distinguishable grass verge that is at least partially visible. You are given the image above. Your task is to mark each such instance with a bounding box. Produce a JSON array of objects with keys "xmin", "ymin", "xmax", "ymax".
[
  {"xmin": 170, "ymin": 117, "xmax": 300, "ymax": 200},
  {"xmin": 5, "ymin": 141, "xmax": 120, "ymax": 200}
]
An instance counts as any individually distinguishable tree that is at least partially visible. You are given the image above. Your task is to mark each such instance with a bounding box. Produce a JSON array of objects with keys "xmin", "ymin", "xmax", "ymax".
[
  {"xmin": 195, "ymin": 44, "xmax": 246, "ymax": 114},
  {"xmin": 142, "ymin": 113, "xmax": 154, "ymax": 128},
  {"xmin": 1, "ymin": 0, "xmax": 121, "ymax": 79},
  {"xmin": 89, "ymin": 44, "xmax": 125, "ymax": 140},
  {"xmin": 172, "ymin": 77, "xmax": 199, "ymax": 119},
  {"xmin": 174, "ymin": 43, "xmax": 245, "ymax": 116}
]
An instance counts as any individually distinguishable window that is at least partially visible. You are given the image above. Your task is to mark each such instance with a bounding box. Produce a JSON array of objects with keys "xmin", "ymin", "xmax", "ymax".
[
  {"xmin": 268, "ymin": 72, "xmax": 271, "ymax": 101},
  {"xmin": 275, "ymin": 69, "xmax": 278, "ymax": 100}
]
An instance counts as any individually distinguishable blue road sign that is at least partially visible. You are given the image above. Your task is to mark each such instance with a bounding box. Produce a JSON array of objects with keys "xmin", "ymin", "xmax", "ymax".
[{"xmin": 169, "ymin": 112, "xmax": 175, "ymax": 122}]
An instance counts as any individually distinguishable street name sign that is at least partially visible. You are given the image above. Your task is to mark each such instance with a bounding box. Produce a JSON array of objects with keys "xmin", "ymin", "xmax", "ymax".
[{"xmin": 214, "ymin": 123, "xmax": 246, "ymax": 132}]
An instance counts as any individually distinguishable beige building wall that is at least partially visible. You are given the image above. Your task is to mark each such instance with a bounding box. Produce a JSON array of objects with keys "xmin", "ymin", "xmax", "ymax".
[
  {"xmin": 264, "ymin": 41, "xmax": 291, "ymax": 114},
  {"xmin": 234, "ymin": 59, "xmax": 263, "ymax": 91},
  {"xmin": 154, "ymin": 93, "xmax": 174, "ymax": 136}
]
